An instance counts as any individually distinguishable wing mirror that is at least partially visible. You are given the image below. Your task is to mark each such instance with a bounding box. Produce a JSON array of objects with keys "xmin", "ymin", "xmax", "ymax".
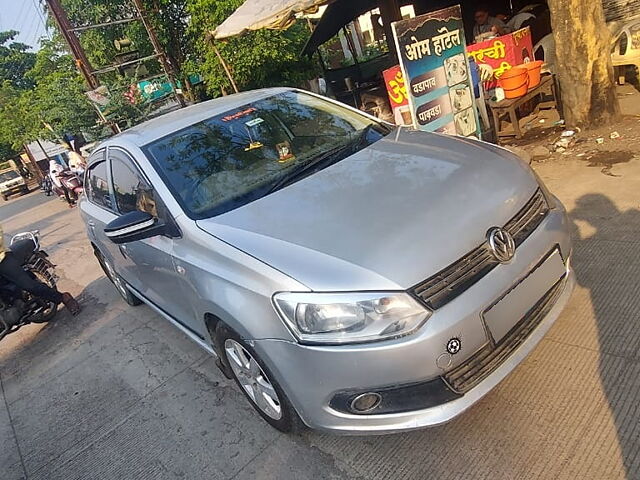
[{"xmin": 104, "ymin": 210, "xmax": 167, "ymax": 244}]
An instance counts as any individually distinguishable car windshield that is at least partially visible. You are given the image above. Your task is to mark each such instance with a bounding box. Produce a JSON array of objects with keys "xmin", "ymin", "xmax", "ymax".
[
  {"xmin": 143, "ymin": 91, "xmax": 391, "ymax": 218},
  {"xmin": 0, "ymin": 171, "xmax": 20, "ymax": 182}
]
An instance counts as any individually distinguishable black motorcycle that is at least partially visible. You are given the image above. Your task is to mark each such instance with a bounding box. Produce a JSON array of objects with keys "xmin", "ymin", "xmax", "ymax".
[{"xmin": 0, "ymin": 231, "xmax": 59, "ymax": 342}]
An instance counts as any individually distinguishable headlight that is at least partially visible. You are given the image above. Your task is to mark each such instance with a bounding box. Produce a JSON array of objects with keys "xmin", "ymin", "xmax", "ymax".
[{"xmin": 272, "ymin": 292, "xmax": 430, "ymax": 344}]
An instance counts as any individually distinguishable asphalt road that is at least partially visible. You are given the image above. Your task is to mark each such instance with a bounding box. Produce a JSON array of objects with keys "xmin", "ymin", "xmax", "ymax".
[
  {"xmin": 0, "ymin": 190, "xmax": 56, "ymax": 222},
  {"xmin": 1, "ymin": 153, "xmax": 640, "ymax": 480}
]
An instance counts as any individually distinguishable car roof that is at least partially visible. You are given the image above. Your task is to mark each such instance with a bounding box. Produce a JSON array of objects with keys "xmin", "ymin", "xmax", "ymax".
[{"xmin": 100, "ymin": 87, "xmax": 292, "ymax": 148}]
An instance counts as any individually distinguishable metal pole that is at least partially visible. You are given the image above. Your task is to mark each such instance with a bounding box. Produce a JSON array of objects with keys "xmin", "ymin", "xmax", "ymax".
[
  {"xmin": 45, "ymin": 0, "xmax": 99, "ymax": 90},
  {"xmin": 45, "ymin": 0, "xmax": 120, "ymax": 134},
  {"xmin": 131, "ymin": 0, "xmax": 186, "ymax": 107},
  {"xmin": 212, "ymin": 45, "xmax": 239, "ymax": 93}
]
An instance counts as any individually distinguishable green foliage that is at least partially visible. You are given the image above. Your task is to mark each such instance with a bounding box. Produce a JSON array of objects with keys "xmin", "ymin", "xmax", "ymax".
[
  {"xmin": 0, "ymin": 31, "xmax": 37, "ymax": 90},
  {"xmin": 0, "ymin": 34, "xmax": 99, "ymax": 149},
  {"xmin": 186, "ymin": 0, "xmax": 319, "ymax": 95},
  {"xmin": 0, "ymin": 142, "xmax": 19, "ymax": 160}
]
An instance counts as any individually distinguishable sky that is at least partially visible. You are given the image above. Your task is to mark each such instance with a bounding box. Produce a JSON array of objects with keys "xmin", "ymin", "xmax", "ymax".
[{"xmin": 0, "ymin": 0, "xmax": 50, "ymax": 50}]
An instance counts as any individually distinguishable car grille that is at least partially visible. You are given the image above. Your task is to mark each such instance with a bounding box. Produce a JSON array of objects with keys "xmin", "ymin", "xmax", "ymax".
[
  {"xmin": 412, "ymin": 189, "xmax": 549, "ymax": 310},
  {"xmin": 442, "ymin": 274, "xmax": 566, "ymax": 394}
]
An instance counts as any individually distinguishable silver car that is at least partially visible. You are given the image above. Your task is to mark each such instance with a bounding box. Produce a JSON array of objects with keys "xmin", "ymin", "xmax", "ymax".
[{"xmin": 80, "ymin": 88, "xmax": 575, "ymax": 434}]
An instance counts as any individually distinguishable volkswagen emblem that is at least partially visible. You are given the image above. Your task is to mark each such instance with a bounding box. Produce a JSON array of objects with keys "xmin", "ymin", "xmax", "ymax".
[{"xmin": 487, "ymin": 227, "xmax": 516, "ymax": 263}]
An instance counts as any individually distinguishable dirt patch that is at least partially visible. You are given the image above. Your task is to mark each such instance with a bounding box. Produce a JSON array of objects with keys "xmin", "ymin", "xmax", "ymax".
[{"xmin": 581, "ymin": 150, "xmax": 635, "ymax": 176}]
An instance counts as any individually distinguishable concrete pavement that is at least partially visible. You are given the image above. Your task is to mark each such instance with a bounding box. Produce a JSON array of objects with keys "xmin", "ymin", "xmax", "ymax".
[{"xmin": 1, "ymin": 152, "xmax": 639, "ymax": 479}]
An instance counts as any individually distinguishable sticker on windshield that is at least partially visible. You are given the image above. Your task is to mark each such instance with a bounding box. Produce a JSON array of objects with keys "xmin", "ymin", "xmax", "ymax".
[
  {"xmin": 221, "ymin": 107, "xmax": 257, "ymax": 122},
  {"xmin": 276, "ymin": 141, "xmax": 294, "ymax": 162},
  {"xmin": 245, "ymin": 117, "xmax": 264, "ymax": 127}
]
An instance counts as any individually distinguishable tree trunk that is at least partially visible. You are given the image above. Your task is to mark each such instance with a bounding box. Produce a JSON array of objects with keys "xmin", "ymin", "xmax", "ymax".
[{"xmin": 547, "ymin": 0, "xmax": 620, "ymax": 127}]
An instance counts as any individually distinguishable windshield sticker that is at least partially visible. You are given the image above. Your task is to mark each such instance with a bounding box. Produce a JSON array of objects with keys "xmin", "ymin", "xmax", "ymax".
[
  {"xmin": 276, "ymin": 141, "xmax": 294, "ymax": 162},
  {"xmin": 222, "ymin": 107, "xmax": 257, "ymax": 122},
  {"xmin": 245, "ymin": 117, "xmax": 264, "ymax": 127}
]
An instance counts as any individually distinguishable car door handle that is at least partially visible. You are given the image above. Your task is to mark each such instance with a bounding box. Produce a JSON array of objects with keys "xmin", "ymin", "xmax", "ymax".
[
  {"xmin": 87, "ymin": 220, "xmax": 95, "ymax": 227},
  {"xmin": 176, "ymin": 265, "xmax": 186, "ymax": 275}
]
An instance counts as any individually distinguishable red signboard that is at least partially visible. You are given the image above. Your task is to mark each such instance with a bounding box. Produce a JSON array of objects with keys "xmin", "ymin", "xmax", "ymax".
[
  {"xmin": 383, "ymin": 65, "xmax": 412, "ymax": 125},
  {"xmin": 466, "ymin": 27, "xmax": 534, "ymax": 87}
]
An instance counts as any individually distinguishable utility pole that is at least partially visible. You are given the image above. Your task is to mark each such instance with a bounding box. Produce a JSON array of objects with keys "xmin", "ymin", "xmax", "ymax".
[
  {"xmin": 44, "ymin": 0, "xmax": 184, "ymax": 137},
  {"xmin": 45, "ymin": 0, "xmax": 99, "ymax": 90},
  {"xmin": 46, "ymin": 0, "xmax": 120, "ymax": 133},
  {"xmin": 131, "ymin": 0, "xmax": 186, "ymax": 107}
]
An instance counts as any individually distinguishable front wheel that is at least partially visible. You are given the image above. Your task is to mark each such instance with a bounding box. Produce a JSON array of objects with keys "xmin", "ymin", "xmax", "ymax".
[
  {"xmin": 95, "ymin": 250, "xmax": 142, "ymax": 306},
  {"xmin": 217, "ymin": 324, "xmax": 302, "ymax": 433}
]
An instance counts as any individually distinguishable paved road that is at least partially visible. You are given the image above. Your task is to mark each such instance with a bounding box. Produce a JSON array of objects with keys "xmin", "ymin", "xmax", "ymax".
[
  {"xmin": 0, "ymin": 190, "xmax": 55, "ymax": 222},
  {"xmin": 1, "ymin": 152, "xmax": 639, "ymax": 480}
]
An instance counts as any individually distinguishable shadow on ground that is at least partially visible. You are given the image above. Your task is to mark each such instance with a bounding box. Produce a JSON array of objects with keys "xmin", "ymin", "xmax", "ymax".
[{"xmin": 569, "ymin": 193, "xmax": 640, "ymax": 479}]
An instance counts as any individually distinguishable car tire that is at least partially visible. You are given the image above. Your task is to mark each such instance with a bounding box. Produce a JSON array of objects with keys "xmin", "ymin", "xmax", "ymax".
[
  {"xmin": 2, "ymin": 194, "xmax": 7, "ymax": 201},
  {"xmin": 217, "ymin": 323, "xmax": 303, "ymax": 433},
  {"xmin": 94, "ymin": 249, "xmax": 142, "ymax": 306}
]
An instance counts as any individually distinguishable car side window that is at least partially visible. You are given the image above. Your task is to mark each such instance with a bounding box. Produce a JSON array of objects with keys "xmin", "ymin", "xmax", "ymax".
[
  {"xmin": 109, "ymin": 149, "xmax": 158, "ymax": 218},
  {"xmin": 86, "ymin": 160, "xmax": 113, "ymax": 210}
]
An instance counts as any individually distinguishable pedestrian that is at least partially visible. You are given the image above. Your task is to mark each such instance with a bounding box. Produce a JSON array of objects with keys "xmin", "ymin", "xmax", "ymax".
[
  {"xmin": 49, "ymin": 160, "xmax": 75, "ymax": 208},
  {"xmin": 0, "ymin": 224, "xmax": 80, "ymax": 315}
]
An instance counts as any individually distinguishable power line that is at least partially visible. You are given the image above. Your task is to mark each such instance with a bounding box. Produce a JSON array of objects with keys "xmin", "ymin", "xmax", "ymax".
[{"xmin": 33, "ymin": 0, "xmax": 52, "ymax": 41}]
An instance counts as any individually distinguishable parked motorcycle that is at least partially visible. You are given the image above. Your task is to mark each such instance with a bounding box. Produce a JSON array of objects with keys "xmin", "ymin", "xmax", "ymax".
[
  {"xmin": 52, "ymin": 170, "xmax": 84, "ymax": 203},
  {"xmin": 0, "ymin": 231, "xmax": 59, "ymax": 342}
]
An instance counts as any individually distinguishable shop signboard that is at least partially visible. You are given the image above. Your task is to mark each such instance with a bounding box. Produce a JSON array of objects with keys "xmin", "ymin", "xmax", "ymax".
[
  {"xmin": 382, "ymin": 65, "xmax": 412, "ymax": 125},
  {"xmin": 391, "ymin": 5, "xmax": 480, "ymax": 138},
  {"xmin": 467, "ymin": 27, "xmax": 534, "ymax": 87}
]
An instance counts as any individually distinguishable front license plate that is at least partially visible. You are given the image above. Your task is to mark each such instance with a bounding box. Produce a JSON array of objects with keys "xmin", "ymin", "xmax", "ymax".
[{"xmin": 483, "ymin": 249, "xmax": 565, "ymax": 343}]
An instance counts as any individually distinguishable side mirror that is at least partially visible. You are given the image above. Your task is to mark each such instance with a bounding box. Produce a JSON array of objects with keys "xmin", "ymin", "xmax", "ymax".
[{"xmin": 104, "ymin": 210, "xmax": 166, "ymax": 244}]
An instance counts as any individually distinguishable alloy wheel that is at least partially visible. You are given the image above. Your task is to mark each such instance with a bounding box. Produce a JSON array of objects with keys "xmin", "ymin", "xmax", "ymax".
[{"xmin": 224, "ymin": 339, "xmax": 282, "ymax": 420}]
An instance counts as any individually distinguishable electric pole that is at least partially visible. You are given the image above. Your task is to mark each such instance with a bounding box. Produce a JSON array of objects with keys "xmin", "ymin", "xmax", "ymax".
[
  {"xmin": 44, "ymin": 0, "xmax": 185, "ymax": 137},
  {"xmin": 45, "ymin": 0, "xmax": 99, "ymax": 90}
]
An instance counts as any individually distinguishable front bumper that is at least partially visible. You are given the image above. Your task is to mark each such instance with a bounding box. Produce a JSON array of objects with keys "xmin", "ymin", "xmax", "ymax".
[
  {"xmin": 1, "ymin": 184, "xmax": 27, "ymax": 196},
  {"xmin": 253, "ymin": 206, "xmax": 575, "ymax": 434}
]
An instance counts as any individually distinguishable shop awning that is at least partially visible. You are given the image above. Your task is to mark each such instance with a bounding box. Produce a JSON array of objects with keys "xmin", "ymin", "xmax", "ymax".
[
  {"xmin": 211, "ymin": 0, "xmax": 335, "ymax": 40},
  {"xmin": 301, "ymin": 0, "xmax": 377, "ymax": 56}
]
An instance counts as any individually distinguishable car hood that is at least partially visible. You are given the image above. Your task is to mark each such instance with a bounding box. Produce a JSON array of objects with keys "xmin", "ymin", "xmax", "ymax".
[{"xmin": 196, "ymin": 129, "xmax": 538, "ymax": 291}]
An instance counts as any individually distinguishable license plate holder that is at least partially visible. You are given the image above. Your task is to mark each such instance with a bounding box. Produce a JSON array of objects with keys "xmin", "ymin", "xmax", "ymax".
[{"xmin": 483, "ymin": 248, "xmax": 565, "ymax": 344}]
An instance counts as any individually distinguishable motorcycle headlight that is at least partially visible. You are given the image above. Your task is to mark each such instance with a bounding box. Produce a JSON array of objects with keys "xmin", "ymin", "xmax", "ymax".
[{"xmin": 272, "ymin": 292, "xmax": 430, "ymax": 344}]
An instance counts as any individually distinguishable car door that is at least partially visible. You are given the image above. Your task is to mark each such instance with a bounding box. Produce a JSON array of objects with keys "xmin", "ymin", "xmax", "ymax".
[
  {"xmin": 107, "ymin": 147, "xmax": 191, "ymax": 324},
  {"xmin": 81, "ymin": 150, "xmax": 119, "ymax": 261}
]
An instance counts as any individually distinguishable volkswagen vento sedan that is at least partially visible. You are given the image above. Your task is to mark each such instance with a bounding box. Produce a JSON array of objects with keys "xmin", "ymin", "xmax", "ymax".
[{"xmin": 80, "ymin": 88, "xmax": 575, "ymax": 434}]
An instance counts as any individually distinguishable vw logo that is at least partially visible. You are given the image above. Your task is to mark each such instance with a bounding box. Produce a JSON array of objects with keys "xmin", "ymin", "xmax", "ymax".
[{"xmin": 487, "ymin": 227, "xmax": 516, "ymax": 263}]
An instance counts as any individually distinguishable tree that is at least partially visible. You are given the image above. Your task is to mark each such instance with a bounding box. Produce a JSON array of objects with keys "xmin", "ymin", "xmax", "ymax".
[
  {"xmin": 547, "ymin": 1, "xmax": 620, "ymax": 127},
  {"xmin": 0, "ymin": 31, "xmax": 37, "ymax": 90},
  {"xmin": 186, "ymin": 0, "xmax": 318, "ymax": 96},
  {"xmin": 0, "ymin": 37, "xmax": 100, "ymax": 151}
]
